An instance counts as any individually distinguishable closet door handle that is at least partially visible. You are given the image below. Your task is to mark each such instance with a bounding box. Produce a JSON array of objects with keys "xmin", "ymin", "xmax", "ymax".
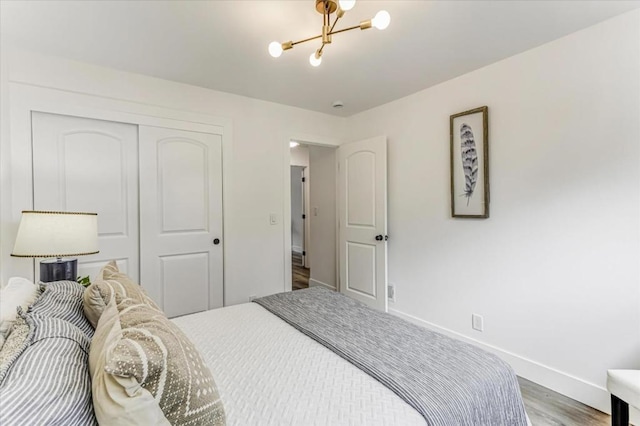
[{"xmin": 213, "ymin": 238, "xmax": 221, "ymax": 245}]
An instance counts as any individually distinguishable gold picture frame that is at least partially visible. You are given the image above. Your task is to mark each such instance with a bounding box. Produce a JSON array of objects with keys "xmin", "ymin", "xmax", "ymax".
[{"xmin": 450, "ymin": 106, "xmax": 489, "ymax": 218}]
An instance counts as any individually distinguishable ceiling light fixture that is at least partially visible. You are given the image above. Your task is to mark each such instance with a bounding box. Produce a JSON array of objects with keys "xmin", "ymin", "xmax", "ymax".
[{"xmin": 269, "ymin": 0, "xmax": 390, "ymax": 67}]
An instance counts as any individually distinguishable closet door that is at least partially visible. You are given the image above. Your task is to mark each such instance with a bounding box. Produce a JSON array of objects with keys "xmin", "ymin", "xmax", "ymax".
[
  {"xmin": 139, "ymin": 126, "xmax": 223, "ymax": 317},
  {"xmin": 31, "ymin": 112, "xmax": 139, "ymax": 281}
]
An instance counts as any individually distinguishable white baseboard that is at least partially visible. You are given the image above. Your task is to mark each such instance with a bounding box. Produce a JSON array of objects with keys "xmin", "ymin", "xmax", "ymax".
[
  {"xmin": 309, "ymin": 278, "xmax": 335, "ymax": 291},
  {"xmin": 388, "ymin": 308, "xmax": 627, "ymax": 420}
]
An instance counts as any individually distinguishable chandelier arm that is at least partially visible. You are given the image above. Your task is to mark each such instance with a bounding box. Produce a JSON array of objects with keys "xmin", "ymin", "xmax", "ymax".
[
  {"xmin": 291, "ymin": 34, "xmax": 323, "ymax": 46},
  {"xmin": 289, "ymin": 21, "xmax": 369, "ymax": 49},
  {"xmin": 318, "ymin": 42, "xmax": 327, "ymax": 55},
  {"xmin": 329, "ymin": 12, "xmax": 341, "ymax": 34},
  {"xmin": 316, "ymin": 19, "xmax": 368, "ymax": 55},
  {"xmin": 328, "ymin": 24, "xmax": 364, "ymax": 36}
]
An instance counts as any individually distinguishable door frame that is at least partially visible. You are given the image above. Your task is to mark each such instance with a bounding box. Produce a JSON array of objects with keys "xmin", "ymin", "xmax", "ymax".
[
  {"xmin": 283, "ymin": 134, "xmax": 340, "ymax": 293},
  {"xmin": 289, "ymin": 165, "xmax": 306, "ymax": 265},
  {"xmin": 2, "ymin": 83, "xmax": 231, "ymax": 300}
]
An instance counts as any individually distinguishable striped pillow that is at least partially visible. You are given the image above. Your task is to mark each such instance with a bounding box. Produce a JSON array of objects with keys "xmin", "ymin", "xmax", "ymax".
[
  {"xmin": 0, "ymin": 313, "xmax": 97, "ymax": 425},
  {"xmin": 30, "ymin": 280, "xmax": 94, "ymax": 338}
]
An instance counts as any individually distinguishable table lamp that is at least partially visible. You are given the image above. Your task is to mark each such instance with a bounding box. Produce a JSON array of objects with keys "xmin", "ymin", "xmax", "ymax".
[{"xmin": 11, "ymin": 210, "xmax": 99, "ymax": 283}]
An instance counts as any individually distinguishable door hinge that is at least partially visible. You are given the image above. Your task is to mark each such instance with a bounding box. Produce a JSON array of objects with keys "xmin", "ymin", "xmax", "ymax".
[
  {"xmin": 302, "ymin": 177, "xmax": 306, "ymax": 182},
  {"xmin": 302, "ymin": 214, "xmax": 306, "ymax": 219},
  {"xmin": 302, "ymin": 251, "xmax": 306, "ymax": 256}
]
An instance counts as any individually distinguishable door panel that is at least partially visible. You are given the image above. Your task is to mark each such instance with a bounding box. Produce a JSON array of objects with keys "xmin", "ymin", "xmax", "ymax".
[
  {"xmin": 346, "ymin": 242, "xmax": 376, "ymax": 297},
  {"xmin": 160, "ymin": 253, "xmax": 210, "ymax": 318},
  {"xmin": 346, "ymin": 151, "xmax": 376, "ymax": 227},
  {"xmin": 139, "ymin": 126, "xmax": 223, "ymax": 317},
  {"xmin": 31, "ymin": 112, "xmax": 139, "ymax": 281},
  {"xmin": 159, "ymin": 140, "xmax": 209, "ymax": 232},
  {"xmin": 338, "ymin": 136, "xmax": 387, "ymax": 311}
]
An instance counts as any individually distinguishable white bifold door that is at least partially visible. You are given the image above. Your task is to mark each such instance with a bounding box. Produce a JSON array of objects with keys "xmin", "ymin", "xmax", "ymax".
[
  {"xmin": 31, "ymin": 112, "xmax": 140, "ymax": 281},
  {"xmin": 31, "ymin": 113, "xmax": 223, "ymax": 318},
  {"xmin": 338, "ymin": 136, "xmax": 388, "ymax": 311},
  {"xmin": 139, "ymin": 126, "xmax": 223, "ymax": 317}
]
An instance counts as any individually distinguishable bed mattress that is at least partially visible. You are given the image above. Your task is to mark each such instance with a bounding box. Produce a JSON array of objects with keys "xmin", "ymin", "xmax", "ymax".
[{"xmin": 172, "ymin": 303, "xmax": 426, "ymax": 426}]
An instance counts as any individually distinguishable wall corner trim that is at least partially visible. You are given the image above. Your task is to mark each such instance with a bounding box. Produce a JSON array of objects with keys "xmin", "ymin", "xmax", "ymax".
[{"xmin": 309, "ymin": 278, "xmax": 335, "ymax": 291}]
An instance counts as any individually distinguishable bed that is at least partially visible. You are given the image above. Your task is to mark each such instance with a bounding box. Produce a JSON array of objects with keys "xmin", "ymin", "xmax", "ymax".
[{"xmin": 0, "ymin": 264, "xmax": 530, "ymax": 425}]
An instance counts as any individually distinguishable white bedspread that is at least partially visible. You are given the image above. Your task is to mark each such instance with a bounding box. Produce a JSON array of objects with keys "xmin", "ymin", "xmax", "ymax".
[{"xmin": 172, "ymin": 303, "xmax": 426, "ymax": 426}]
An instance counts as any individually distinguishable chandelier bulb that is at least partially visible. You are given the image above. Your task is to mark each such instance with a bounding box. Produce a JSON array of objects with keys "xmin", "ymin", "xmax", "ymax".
[
  {"xmin": 309, "ymin": 51, "xmax": 322, "ymax": 67},
  {"xmin": 338, "ymin": 0, "xmax": 356, "ymax": 11},
  {"xmin": 371, "ymin": 10, "xmax": 391, "ymax": 30},
  {"xmin": 269, "ymin": 41, "xmax": 283, "ymax": 58}
]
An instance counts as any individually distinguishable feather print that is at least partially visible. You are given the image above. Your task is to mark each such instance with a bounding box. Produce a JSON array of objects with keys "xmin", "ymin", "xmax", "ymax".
[{"xmin": 460, "ymin": 123, "xmax": 478, "ymax": 205}]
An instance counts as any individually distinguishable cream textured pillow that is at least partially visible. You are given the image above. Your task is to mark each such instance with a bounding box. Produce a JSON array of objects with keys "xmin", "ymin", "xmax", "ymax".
[
  {"xmin": 90, "ymin": 299, "xmax": 170, "ymax": 425},
  {"xmin": 87, "ymin": 270, "xmax": 225, "ymax": 425},
  {"xmin": 83, "ymin": 261, "xmax": 160, "ymax": 328}
]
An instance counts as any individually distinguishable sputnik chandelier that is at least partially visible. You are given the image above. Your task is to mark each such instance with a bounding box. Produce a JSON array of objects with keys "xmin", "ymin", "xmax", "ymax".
[{"xmin": 268, "ymin": 0, "xmax": 390, "ymax": 67}]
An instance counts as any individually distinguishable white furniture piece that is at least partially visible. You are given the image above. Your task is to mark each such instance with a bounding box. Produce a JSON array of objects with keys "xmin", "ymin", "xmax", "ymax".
[{"xmin": 607, "ymin": 369, "xmax": 640, "ymax": 426}]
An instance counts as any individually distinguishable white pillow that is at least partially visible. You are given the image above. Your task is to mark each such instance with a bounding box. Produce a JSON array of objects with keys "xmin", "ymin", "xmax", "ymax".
[{"xmin": 0, "ymin": 277, "xmax": 39, "ymax": 348}]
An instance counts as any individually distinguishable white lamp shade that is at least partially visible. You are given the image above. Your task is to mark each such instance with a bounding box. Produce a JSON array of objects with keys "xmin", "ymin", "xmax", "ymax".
[{"xmin": 11, "ymin": 211, "xmax": 99, "ymax": 258}]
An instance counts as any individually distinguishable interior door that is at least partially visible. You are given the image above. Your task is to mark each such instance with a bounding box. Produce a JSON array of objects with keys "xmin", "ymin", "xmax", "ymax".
[
  {"xmin": 338, "ymin": 135, "xmax": 388, "ymax": 311},
  {"xmin": 31, "ymin": 112, "xmax": 139, "ymax": 281},
  {"xmin": 139, "ymin": 125, "xmax": 223, "ymax": 318}
]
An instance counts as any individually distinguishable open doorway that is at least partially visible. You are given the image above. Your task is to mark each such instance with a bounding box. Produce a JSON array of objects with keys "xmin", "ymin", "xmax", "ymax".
[
  {"xmin": 289, "ymin": 140, "xmax": 337, "ymax": 292},
  {"xmin": 290, "ymin": 163, "xmax": 309, "ymax": 290},
  {"xmin": 290, "ymin": 142, "xmax": 310, "ymax": 290}
]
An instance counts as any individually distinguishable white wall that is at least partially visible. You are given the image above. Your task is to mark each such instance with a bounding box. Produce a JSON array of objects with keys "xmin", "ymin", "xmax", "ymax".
[
  {"xmin": 290, "ymin": 144, "xmax": 309, "ymax": 167},
  {"xmin": 0, "ymin": 46, "xmax": 345, "ymax": 306},
  {"xmin": 290, "ymin": 166, "xmax": 305, "ymax": 253},
  {"xmin": 346, "ymin": 10, "xmax": 640, "ymax": 415},
  {"xmin": 308, "ymin": 145, "xmax": 337, "ymax": 289}
]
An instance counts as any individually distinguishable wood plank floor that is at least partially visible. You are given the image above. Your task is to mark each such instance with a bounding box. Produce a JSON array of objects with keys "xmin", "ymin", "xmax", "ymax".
[
  {"xmin": 290, "ymin": 252, "xmax": 609, "ymax": 425},
  {"xmin": 292, "ymin": 252, "xmax": 309, "ymax": 290},
  {"xmin": 518, "ymin": 377, "xmax": 609, "ymax": 426}
]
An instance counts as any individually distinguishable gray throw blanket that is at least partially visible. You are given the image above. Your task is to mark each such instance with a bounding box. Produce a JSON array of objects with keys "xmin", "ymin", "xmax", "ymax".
[{"xmin": 254, "ymin": 287, "xmax": 528, "ymax": 426}]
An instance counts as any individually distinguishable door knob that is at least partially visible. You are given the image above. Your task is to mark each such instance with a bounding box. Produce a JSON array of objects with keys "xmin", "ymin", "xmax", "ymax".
[
  {"xmin": 213, "ymin": 238, "xmax": 221, "ymax": 245},
  {"xmin": 375, "ymin": 235, "xmax": 384, "ymax": 241}
]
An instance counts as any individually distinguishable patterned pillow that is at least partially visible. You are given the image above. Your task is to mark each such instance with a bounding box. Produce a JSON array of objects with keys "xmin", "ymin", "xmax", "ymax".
[
  {"xmin": 0, "ymin": 277, "xmax": 40, "ymax": 349},
  {"xmin": 0, "ymin": 313, "xmax": 97, "ymax": 425},
  {"xmin": 0, "ymin": 312, "xmax": 32, "ymax": 383},
  {"xmin": 88, "ymin": 271, "xmax": 225, "ymax": 425},
  {"xmin": 29, "ymin": 280, "xmax": 94, "ymax": 338},
  {"xmin": 84, "ymin": 261, "xmax": 160, "ymax": 328}
]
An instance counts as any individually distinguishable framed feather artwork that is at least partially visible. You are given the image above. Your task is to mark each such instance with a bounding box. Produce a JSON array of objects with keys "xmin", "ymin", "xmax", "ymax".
[{"xmin": 450, "ymin": 106, "xmax": 489, "ymax": 218}]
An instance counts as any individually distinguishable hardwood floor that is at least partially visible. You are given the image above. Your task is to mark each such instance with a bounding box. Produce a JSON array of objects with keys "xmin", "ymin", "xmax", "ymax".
[
  {"xmin": 292, "ymin": 252, "xmax": 309, "ymax": 290},
  {"xmin": 518, "ymin": 377, "xmax": 609, "ymax": 425}
]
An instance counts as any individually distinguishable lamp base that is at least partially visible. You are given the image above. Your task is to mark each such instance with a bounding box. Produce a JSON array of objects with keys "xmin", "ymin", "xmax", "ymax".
[{"xmin": 40, "ymin": 258, "xmax": 77, "ymax": 283}]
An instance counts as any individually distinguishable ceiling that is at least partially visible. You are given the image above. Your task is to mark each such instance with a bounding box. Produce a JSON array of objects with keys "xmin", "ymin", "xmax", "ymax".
[{"xmin": 1, "ymin": 1, "xmax": 639, "ymax": 117}]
